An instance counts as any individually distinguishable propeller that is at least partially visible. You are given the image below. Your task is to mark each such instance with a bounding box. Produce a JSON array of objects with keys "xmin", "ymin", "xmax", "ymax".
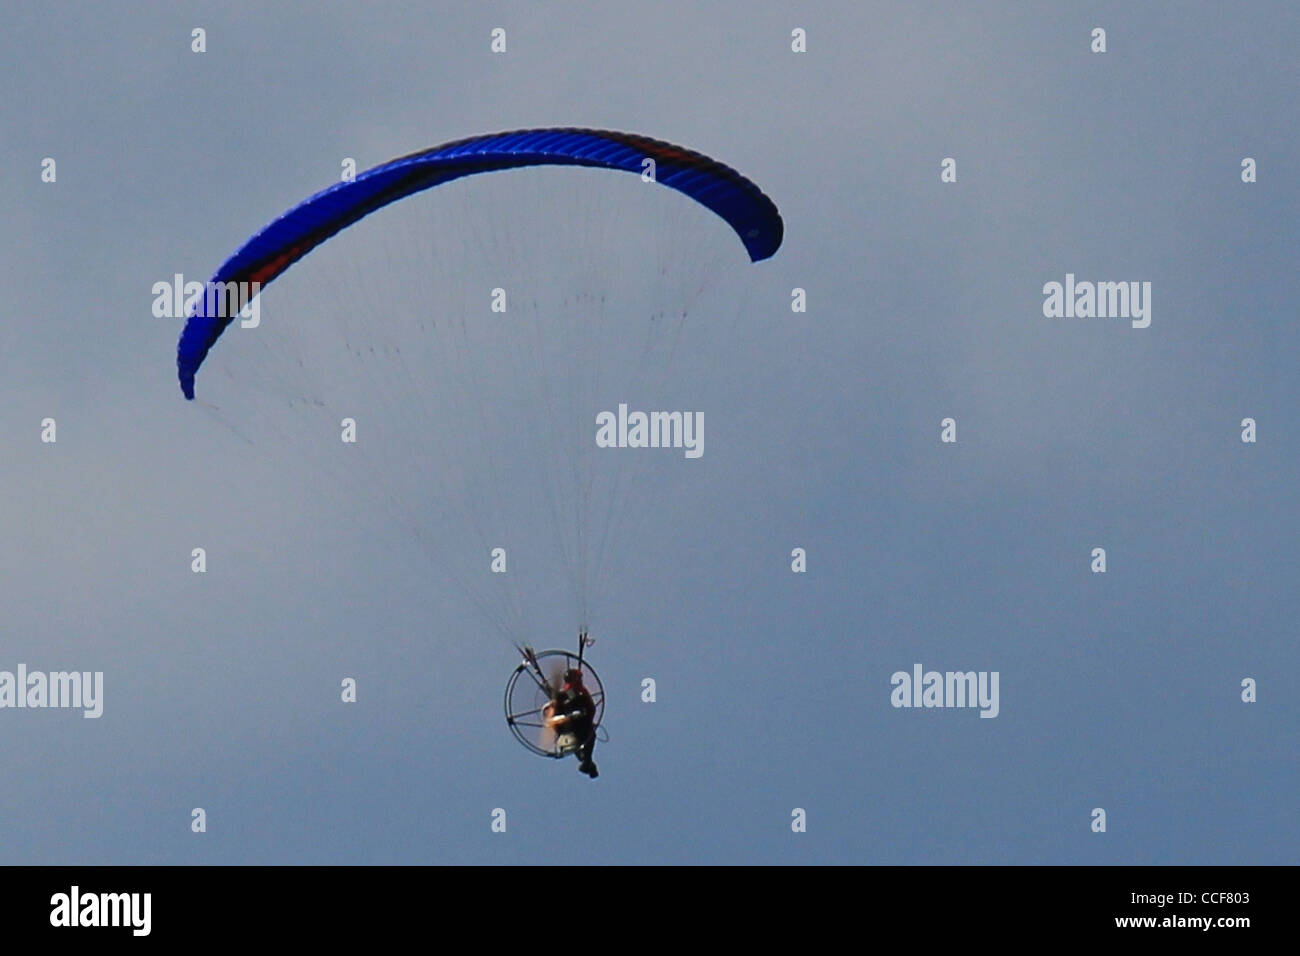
[{"xmin": 537, "ymin": 656, "xmax": 570, "ymax": 753}]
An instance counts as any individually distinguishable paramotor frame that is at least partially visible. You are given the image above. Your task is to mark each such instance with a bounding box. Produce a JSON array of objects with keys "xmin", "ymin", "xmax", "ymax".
[{"xmin": 504, "ymin": 649, "xmax": 605, "ymax": 758}]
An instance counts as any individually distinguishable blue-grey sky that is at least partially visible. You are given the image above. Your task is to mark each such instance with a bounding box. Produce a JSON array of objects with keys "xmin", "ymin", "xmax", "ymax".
[{"xmin": 1, "ymin": 1, "xmax": 1296, "ymax": 864}]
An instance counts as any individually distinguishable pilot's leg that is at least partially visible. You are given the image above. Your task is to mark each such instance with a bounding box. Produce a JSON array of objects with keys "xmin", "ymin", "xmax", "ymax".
[{"xmin": 578, "ymin": 739, "xmax": 598, "ymax": 778}]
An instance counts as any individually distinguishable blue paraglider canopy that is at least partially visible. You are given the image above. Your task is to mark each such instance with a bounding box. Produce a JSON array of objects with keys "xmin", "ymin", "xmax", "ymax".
[{"xmin": 177, "ymin": 127, "xmax": 783, "ymax": 399}]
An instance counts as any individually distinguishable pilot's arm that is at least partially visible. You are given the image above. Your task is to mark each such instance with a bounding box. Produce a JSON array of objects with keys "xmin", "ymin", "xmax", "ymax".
[{"xmin": 543, "ymin": 700, "xmax": 570, "ymax": 728}]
